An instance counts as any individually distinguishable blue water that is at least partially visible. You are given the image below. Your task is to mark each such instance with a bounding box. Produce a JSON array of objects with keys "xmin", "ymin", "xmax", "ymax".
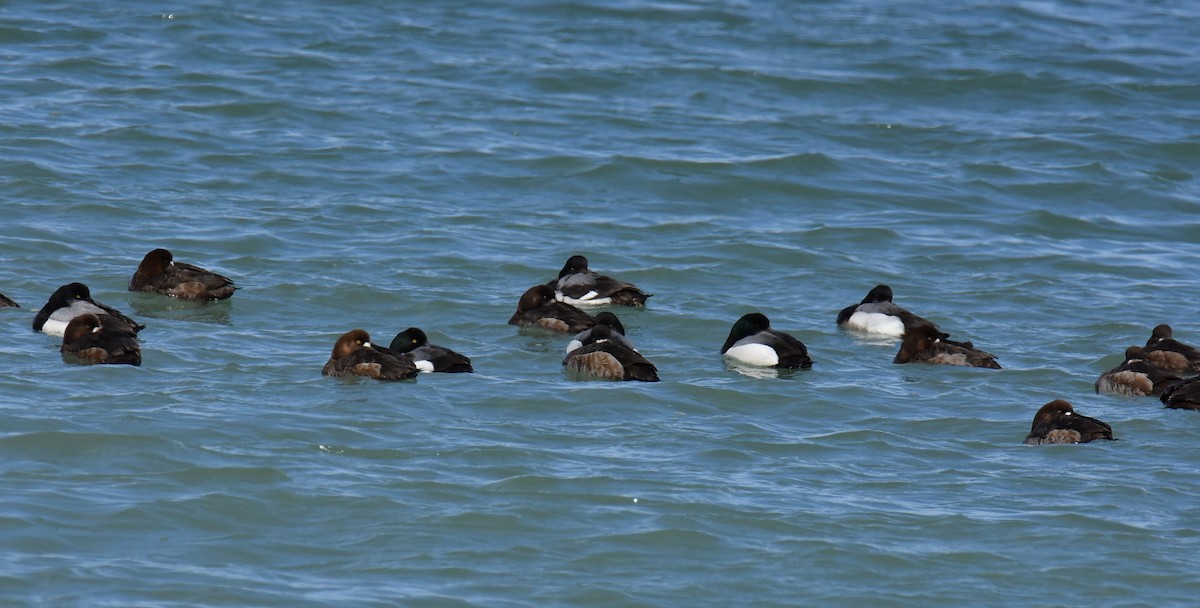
[{"xmin": 2, "ymin": 1, "xmax": 1199, "ymax": 606}]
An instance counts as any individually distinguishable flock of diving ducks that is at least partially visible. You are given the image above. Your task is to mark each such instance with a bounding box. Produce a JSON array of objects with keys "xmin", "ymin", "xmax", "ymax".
[{"xmin": 4, "ymin": 252, "xmax": 1198, "ymax": 445}]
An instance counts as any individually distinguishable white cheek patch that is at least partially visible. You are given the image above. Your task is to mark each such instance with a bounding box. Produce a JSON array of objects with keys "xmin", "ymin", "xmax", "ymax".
[{"xmin": 92, "ymin": 326, "xmax": 101, "ymax": 334}]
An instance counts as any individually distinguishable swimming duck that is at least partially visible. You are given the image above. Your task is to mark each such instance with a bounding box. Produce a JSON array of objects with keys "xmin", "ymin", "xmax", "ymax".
[
  {"xmin": 893, "ymin": 317, "xmax": 1000, "ymax": 368},
  {"xmin": 1095, "ymin": 346, "xmax": 1183, "ymax": 397},
  {"xmin": 1023, "ymin": 399, "xmax": 1114, "ymax": 445},
  {"xmin": 836, "ymin": 284, "xmax": 922, "ymax": 338},
  {"xmin": 322, "ymin": 329, "xmax": 418, "ymax": 380},
  {"xmin": 508, "ymin": 284, "xmax": 596, "ymax": 333},
  {"xmin": 1160, "ymin": 377, "xmax": 1200, "ymax": 410},
  {"xmin": 0, "ymin": 293, "xmax": 17, "ymax": 307},
  {"xmin": 566, "ymin": 311, "xmax": 637, "ymax": 354},
  {"xmin": 33, "ymin": 282, "xmax": 144, "ymax": 337},
  {"xmin": 563, "ymin": 325, "xmax": 659, "ymax": 382},
  {"xmin": 60, "ymin": 313, "xmax": 142, "ymax": 366},
  {"xmin": 545, "ymin": 255, "xmax": 650, "ymax": 306},
  {"xmin": 1142, "ymin": 324, "xmax": 1200, "ymax": 373},
  {"xmin": 721, "ymin": 312, "xmax": 813, "ymax": 369},
  {"xmin": 387, "ymin": 327, "xmax": 474, "ymax": 373},
  {"xmin": 129, "ymin": 248, "xmax": 236, "ymax": 301}
]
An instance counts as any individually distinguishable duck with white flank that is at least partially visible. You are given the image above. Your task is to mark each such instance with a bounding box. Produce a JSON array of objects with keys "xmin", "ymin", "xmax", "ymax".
[
  {"xmin": 836, "ymin": 284, "xmax": 933, "ymax": 339},
  {"xmin": 388, "ymin": 327, "xmax": 473, "ymax": 373},
  {"xmin": 721, "ymin": 312, "xmax": 813, "ymax": 369},
  {"xmin": 545, "ymin": 255, "xmax": 650, "ymax": 306},
  {"xmin": 33, "ymin": 282, "xmax": 144, "ymax": 337}
]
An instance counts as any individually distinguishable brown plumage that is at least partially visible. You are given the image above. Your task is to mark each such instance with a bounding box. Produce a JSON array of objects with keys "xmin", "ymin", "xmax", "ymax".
[
  {"xmin": 893, "ymin": 317, "xmax": 1000, "ymax": 368},
  {"xmin": 1095, "ymin": 346, "xmax": 1182, "ymax": 397},
  {"xmin": 322, "ymin": 329, "xmax": 418, "ymax": 380},
  {"xmin": 1160, "ymin": 377, "xmax": 1200, "ymax": 410},
  {"xmin": 1142, "ymin": 324, "xmax": 1200, "ymax": 373},
  {"xmin": 129, "ymin": 248, "xmax": 236, "ymax": 301},
  {"xmin": 508, "ymin": 284, "xmax": 595, "ymax": 333},
  {"xmin": 563, "ymin": 326, "xmax": 659, "ymax": 382},
  {"xmin": 60, "ymin": 313, "xmax": 142, "ymax": 366},
  {"xmin": 1024, "ymin": 400, "xmax": 1114, "ymax": 445}
]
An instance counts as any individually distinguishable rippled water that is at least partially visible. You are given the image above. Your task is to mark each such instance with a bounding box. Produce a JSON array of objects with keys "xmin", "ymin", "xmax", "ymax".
[{"xmin": 2, "ymin": 1, "xmax": 1199, "ymax": 606}]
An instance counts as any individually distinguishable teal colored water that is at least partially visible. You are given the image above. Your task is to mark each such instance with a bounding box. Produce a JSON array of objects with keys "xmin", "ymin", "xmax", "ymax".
[{"xmin": 2, "ymin": 1, "xmax": 1199, "ymax": 605}]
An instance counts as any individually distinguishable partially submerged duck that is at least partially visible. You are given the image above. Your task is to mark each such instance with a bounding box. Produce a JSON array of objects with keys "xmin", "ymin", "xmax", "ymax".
[
  {"xmin": 508, "ymin": 284, "xmax": 595, "ymax": 333},
  {"xmin": 388, "ymin": 327, "xmax": 473, "ymax": 373},
  {"xmin": 1023, "ymin": 399, "xmax": 1114, "ymax": 445},
  {"xmin": 322, "ymin": 329, "xmax": 418, "ymax": 380},
  {"xmin": 33, "ymin": 282, "xmax": 144, "ymax": 337},
  {"xmin": 893, "ymin": 317, "xmax": 999, "ymax": 368},
  {"xmin": 545, "ymin": 255, "xmax": 650, "ymax": 306},
  {"xmin": 1095, "ymin": 346, "xmax": 1182, "ymax": 397},
  {"xmin": 721, "ymin": 312, "xmax": 813, "ymax": 369},
  {"xmin": 1160, "ymin": 377, "xmax": 1200, "ymax": 410},
  {"xmin": 563, "ymin": 325, "xmax": 659, "ymax": 382},
  {"xmin": 60, "ymin": 313, "xmax": 142, "ymax": 366},
  {"xmin": 836, "ymin": 284, "xmax": 922, "ymax": 338},
  {"xmin": 1142, "ymin": 324, "xmax": 1200, "ymax": 373},
  {"xmin": 129, "ymin": 248, "xmax": 236, "ymax": 301}
]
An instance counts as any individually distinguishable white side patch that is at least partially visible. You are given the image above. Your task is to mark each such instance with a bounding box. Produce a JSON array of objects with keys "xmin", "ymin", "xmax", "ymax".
[
  {"xmin": 565, "ymin": 339, "xmax": 583, "ymax": 354},
  {"xmin": 556, "ymin": 291, "xmax": 612, "ymax": 306},
  {"xmin": 41, "ymin": 318, "xmax": 70, "ymax": 337},
  {"xmin": 414, "ymin": 360, "xmax": 435, "ymax": 373},
  {"xmin": 846, "ymin": 312, "xmax": 904, "ymax": 338},
  {"xmin": 724, "ymin": 343, "xmax": 779, "ymax": 367}
]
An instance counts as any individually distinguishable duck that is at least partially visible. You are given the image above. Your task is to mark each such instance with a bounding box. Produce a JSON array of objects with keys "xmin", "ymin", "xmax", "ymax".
[
  {"xmin": 566, "ymin": 311, "xmax": 637, "ymax": 354},
  {"xmin": 1160, "ymin": 377, "xmax": 1200, "ymax": 410},
  {"xmin": 1095, "ymin": 346, "xmax": 1183, "ymax": 397},
  {"xmin": 128, "ymin": 248, "xmax": 236, "ymax": 301},
  {"xmin": 0, "ymin": 293, "xmax": 17, "ymax": 307},
  {"xmin": 563, "ymin": 325, "xmax": 659, "ymax": 382},
  {"xmin": 508, "ymin": 284, "xmax": 596, "ymax": 333},
  {"xmin": 1142, "ymin": 324, "xmax": 1200, "ymax": 373},
  {"xmin": 1023, "ymin": 400, "xmax": 1114, "ymax": 445},
  {"xmin": 387, "ymin": 327, "xmax": 474, "ymax": 373},
  {"xmin": 721, "ymin": 312, "xmax": 813, "ymax": 369},
  {"xmin": 893, "ymin": 316, "xmax": 1000, "ymax": 368},
  {"xmin": 60, "ymin": 313, "xmax": 142, "ymax": 366},
  {"xmin": 836, "ymin": 284, "xmax": 921, "ymax": 338},
  {"xmin": 322, "ymin": 329, "xmax": 419, "ymax": 380},
  {"xmin": 33, "ymin": 282, "xmax": 144, "ymax": 337},
  {"xmin": 545, "ymin": 255, "xmax": 650, "ymax": 306}
]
